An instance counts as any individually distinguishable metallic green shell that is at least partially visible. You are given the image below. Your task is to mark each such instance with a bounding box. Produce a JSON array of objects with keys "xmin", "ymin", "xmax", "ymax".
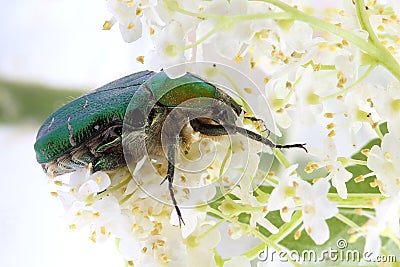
[
  {"xmin": 146, "ymin": 72, "xmax": 218, "ymax": 107},
  {"xmin": 34, "ymin": 70, "xmax": 155, "ymax": 164},
  {"xmin": 146, "ymin": 72, "xmax": 242, "ymax": 115}
]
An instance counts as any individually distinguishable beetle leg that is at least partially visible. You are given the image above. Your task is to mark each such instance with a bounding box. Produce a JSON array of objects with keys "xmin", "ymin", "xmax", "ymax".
[
  {"xmin": 161, "ymin": 137, "xmax": 185, "ymax": 227},
  {"xmin": 233, "ymin": 125, "xmax": 307, "ymax": 152},
  {"xmin": 190, "ymin": 118, "xmax": 230, "ymax": 136},
  {"xmin": 93, "ymin": 152, "xmax": 126, "ymax": 172},
  {"xmin": 95, "ymin": 136, "xmax": 122, "ymax": 153},
  {"xmin": 190, "ymin": 118, "xmax": 307, "ymax": 152}
]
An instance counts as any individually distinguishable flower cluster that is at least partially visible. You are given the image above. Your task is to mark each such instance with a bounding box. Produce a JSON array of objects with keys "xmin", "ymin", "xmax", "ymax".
[
  {"xmin": 48, "ymin": 0, "xmax": 400, "ymax": 265},
  {"xmin": 51, "ymin": 129, "xmax": 266, "ymax": 266}
]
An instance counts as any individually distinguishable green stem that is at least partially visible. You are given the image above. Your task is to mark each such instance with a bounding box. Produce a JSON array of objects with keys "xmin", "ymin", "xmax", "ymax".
[
  {"xmin": 373, "ymin": 123, "xmax": 384, "ymax": 139},
  {"xmin": 176, "ymin": 4, "xmax": 293, "ymax": 21},
  {"xmin": 303, "ymin": 61, "xmax": 336, "ymax": 71},
  {"xmin": 383, "ymin": 233, "xmax": 400, "ymax": 250},
  {"xmin": 88, "ymin": 176, "xmax": 131, "ymax": 203},
  {"xmin": 274, "ymin": 148, "xmax": 291, "ymax": 168},
  {"xmin": 214, "ymin": 248, "xmax": 224, "ymax": 267},
  {"xmin": 177, "ymin": 6, "xmax": 293, "ymax": 51},
  {"xmin": 335, "ymin": 213, "xmax": 360, "ymax": 229},
  {"xmin": 354, "ymin": 0, "xmax": 381, "ymax": 46},
  {"xmin": 182, "ymin": 25, "xmax": 221, "ymax": 50},
  {"xmin": 347, "ymin": 158, "xmax": 367, "ymax": 166},
  {"xmin": 256, "ymin": 0, "xmax": 373, "ymax": 53},
  {"xmin": 327, "ymin": 193, "xmax": 385, "ymax": 208},
  {"xmin": 243, "ymin": 210, "xmax": 303, "ymax": 259},
  {"xmin": 206, "ymin": 207, "xmax": 303, "ymax": 266},
  {"xmin": 218, "ymin": 145, "xmax": 232, "ymax": 197},
  {"xmin": 354, "ymin": 0, "xmax": 400, "ymax": 80},
  {"xmin": 199, "ymin": 219, "xmax": 226, "ymax": 240},
  {"xmin": 119, "ymin": 192, "xmax": 135, "ymax": 205},
  {"xmin": 320, "ymin": 64, "xmax": 376, "ymax": 101}
]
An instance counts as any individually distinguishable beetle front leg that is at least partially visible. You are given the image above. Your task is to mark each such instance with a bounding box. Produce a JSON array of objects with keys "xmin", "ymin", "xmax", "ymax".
[
  {"xmin": 161, "ymin": 137, "xmax": 185, "ymax": 227},
  {"xmin": 190, "ymin": 118, "xmax": 307, "ymax": 152},
  {"xmin": 190, "ymin": 118, "xmax": 230, "ymax": 136}
]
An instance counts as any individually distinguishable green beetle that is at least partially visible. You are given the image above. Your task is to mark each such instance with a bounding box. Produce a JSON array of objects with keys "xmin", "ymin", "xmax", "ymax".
[
  {"xmin": 34, "ymin": 70, "xmax": 155, "ymax": 176},
  {"xmin": 34, "ymin": 70, "xmax": 306, "ymax": 225}
]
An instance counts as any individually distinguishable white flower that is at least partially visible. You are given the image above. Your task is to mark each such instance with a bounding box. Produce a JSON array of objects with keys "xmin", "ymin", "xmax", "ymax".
[
  {"xmin": 268, "ymin": 165, "xmax": 299, "ymax": 222},
  {"xmin": 296, "ymin": 179, "xmax": 338, "ymax": 245},
  {"xmin": 153, "ymin": 0, "xmax": 199, "ymax": 31},
  {"xmin": 69, "ymin": 167, "xmax": 111, "ymax": 197},
  {"xmin": 342, "ymin": 84, "xmax": 377, "ymax": 133},
  {"xmin": 186, "ymin": 222, "xmax": 221, "ymax": 267},
  {"xmin": 326, "ymin": 161, "xmax": 352, "ymax": 199},
  {"xmin": 137, "ymin": 234, "xmax": 188, "ymax": 267},
  {"xmin": 89, "ymin": 196, "xmax": 130, "ymax": 243},
  {"xmin": 118, "ymin": 235, "xmax": 141, "ymax": 262},
  {"xmin": 265, "ymin": 21, "xmax": 323, "ymax": 82},
  {"xmin": 316, "ymin": 138, "xmax": 352, "ymax": 199},
  {"xmin": 318, "ymin": 82, "xmax": 377, "ymax": 147},
  {"xmin": 278, "ymin": 21, "xmax": 320, "ymax": 54},
  {"xmin": 106, "ymin": 0, "xmax": 143, "ymax": 42},
  {"xmin": 363, "ymin": 225, "xmax": 381, "ymax": 259},
  {"xmin": 362, "ymin": 193, "xmax": 400, "ymax": 255},
  {"xmin": 226, "ymin": 222, "xmax": 248, "ymax": 240},
  {"xmin": 312, "ymin": 0, "xmax": 366, "ymax": 79},
  {"xmin": 373, "ymin": 82, "xmax": 400, "ymax": 136},
  {"xmin": 57, "ymin": 166, "xmax": 111, "ymax": 212},
  {"xmin": 170, "ymin": 208, "xmax": 204, "ymax": 238},
  {"xmin": 197, "ymin": 0, "xmax": 253, "ymax": 59},
  {"xmin": 293, "ymin": 66, "xmax": 323, "ymax": 125},
  {"xmin": 229, "ymin": 154, "xmax": 279, "ymax": 234},
  {"xmin": 265, "ymin": 78, "xmax": 293, "ymax": 129},
  {"xmin": 367, "ymin": 133, "xmax": 400, "ymax": 196},
  {"xmin": 147, "ymin": 20, "xmax": 190, "ymax": 70}
]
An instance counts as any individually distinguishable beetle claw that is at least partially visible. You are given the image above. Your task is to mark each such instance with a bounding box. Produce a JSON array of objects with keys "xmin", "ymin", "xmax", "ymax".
[
  {"xmin": 178, "ymin": 214, "xmax": 185, "ymax": 227},
  {"xmin": 160, "ymin": 176, "xmax": 168, "ymax": 185},
  {"xmin": 275, "ymin": 143, "xmax": 308, "ymax": 153}
]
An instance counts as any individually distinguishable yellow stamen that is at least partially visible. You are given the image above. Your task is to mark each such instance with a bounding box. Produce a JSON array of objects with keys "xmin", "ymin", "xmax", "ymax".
[
  {"xmin": 354, "ymin": 175, "xmax": 364, "ymax": 183},
  {"xmin": 326, "ymin": 122, "xmax": 335, "ymax": 130},
  {"xmin": 328, "ymin": 130, "xmax": 336, "ymax": 137},
  {"xmin": 136, "ymin": 56, "xmax": 145, "ymax": 64},
  {"xmin": 294, "ymin": 230, "xmax": 301, "ymax": 240},
  {"xmin": 244, "ymin": 87, "xmax": 253, "ymax": 94},
  {"xmin": 103, "ymin": 21, "xmax": 112, "ymax": 30}
]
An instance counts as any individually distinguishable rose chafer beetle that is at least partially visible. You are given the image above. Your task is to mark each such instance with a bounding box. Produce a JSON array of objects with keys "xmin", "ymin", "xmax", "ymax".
[{"xmin": 34, "ymin": 70, "xmax": 306, "ymax": 225}]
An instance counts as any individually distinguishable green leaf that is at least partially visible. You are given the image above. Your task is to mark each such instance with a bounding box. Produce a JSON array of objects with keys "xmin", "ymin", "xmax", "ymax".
[{"xmin": 0, "ymin": 78, "xmax": 82, "ymax": 124}]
